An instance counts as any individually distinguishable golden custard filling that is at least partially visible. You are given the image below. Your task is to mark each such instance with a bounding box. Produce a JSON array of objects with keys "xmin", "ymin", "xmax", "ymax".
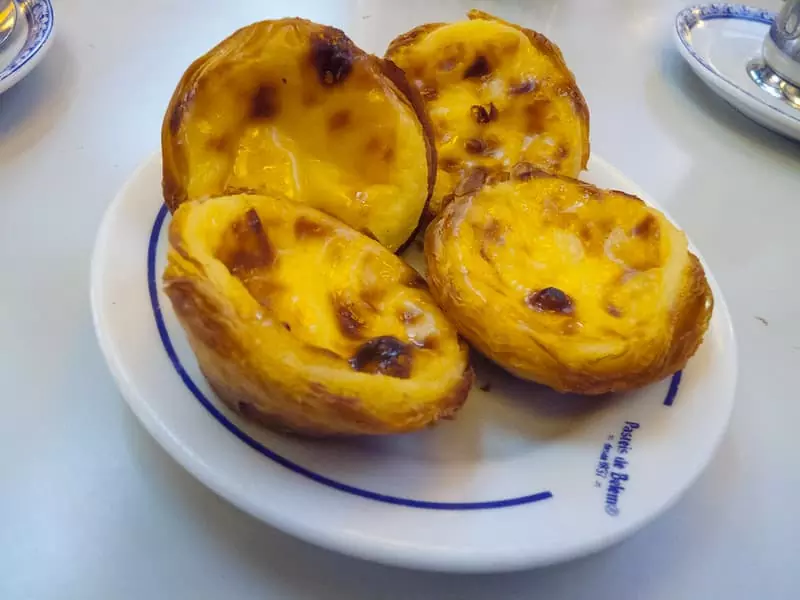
[
  {"xmin": 387, "ymin": 10, "xmax": 589, "ymax": 217},
  {"xmin": 166, "ymin": 195, "xmax": 467, "ymax": 391},
  {"xmin": 454, "ymin": 180, "xmax": 682, "ymax": 350},
  {"xmin": 164, "ymin": 19, "xmax": 433, "ymax": 251},
  {"xmin": 425, "ymin": 172, "xmax": 712, "ymax": 394}
]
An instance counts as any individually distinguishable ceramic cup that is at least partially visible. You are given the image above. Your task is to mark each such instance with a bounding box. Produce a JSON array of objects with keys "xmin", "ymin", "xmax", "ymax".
[{"xmin": 763, "ymin": 0, "xmax": 800, "ymax": 85}]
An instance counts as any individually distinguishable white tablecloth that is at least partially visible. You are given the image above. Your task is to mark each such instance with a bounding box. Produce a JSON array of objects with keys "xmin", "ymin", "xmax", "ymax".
[{"xmin": 1, "ymin": 1, "xmax": 797, "ymax": 597}]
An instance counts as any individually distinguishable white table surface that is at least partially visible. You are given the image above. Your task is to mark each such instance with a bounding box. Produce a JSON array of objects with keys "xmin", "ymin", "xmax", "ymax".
[{"xmin": 1, "ymin": 0, "xmax": 798, "ymax": 597}]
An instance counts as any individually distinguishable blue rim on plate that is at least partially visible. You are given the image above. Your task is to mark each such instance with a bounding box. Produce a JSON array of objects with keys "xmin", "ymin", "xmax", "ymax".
[
  {"xmin": 147, "ymin": 203, "xmax": 682, "ymax": 511},
  {"xmin": 0, "ymin": 0, "xmax": 54, "ymax": 84},
  {"xmin": 674, "ymin": 4, "xmax": 800, "ymax": 125}
]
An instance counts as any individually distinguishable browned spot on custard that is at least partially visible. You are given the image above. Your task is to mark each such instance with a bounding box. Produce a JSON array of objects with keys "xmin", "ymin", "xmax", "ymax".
[
  {"xmin": 454, "ymin": 167, "xmax": 487, "ymax": 196},
  {"xmin": 217, "ymin": 209, "xmax": 276, "ymax": 274},
  {"xmin": 464, "ymin": 138, "xmax": 486, "ymax": 154},
  {"xmin": 607, "ymin": 304, "xmax": 623, "ymax": 318},
  {"xmin": 632, "ymin": 214, "xmax": 659, "ymax": 239},
  {"xmin": 441, "ymin": 193, "xmax": 456, "ymax": 209},
  {"xmin": 251, "ymin": 84, "xmax": 279, "ymax": 120},
  {"xmin": 439, "ymin": 157, "xmax": 460, "ymax": 173},
  {"xmin": 310, "ymin": 34, "xmax": 354, "ymax": 86},
  {"xmin": 420, "ymin": 86, "xmax": 438, "ymax": 101},
  {"xmin": 422, "ymin": 336, "xmax": 440, "ymax": 351},
  {"xmin": 207, "ymin": 135, "xmax": 230, "ymax": 152},
  {"xmin": 464, "ymin": 55, "xmax": 491, "ymax": 79},
  {"xmin": 349, "ymin": 336, "xmax": 412, "ymax": 378},
  {"xmin": 525, "ymin": 99, "xmax": 551, "ymax": 133},
  {"xmin": 509, "ymin": 79, "xmax": 536, "ymax": 95},
  {"xmin": 526, "ymin": 287, "xmax": 574, "ymax": 315},
  {"xmin": 328, "ymin": 109, "xmax": 351, "ymax": 131},
  {"xmin": 294, "ymin": 216, "xmax": 331, "ymax": 239},
  {"xmin": 471, "ymin": 103, "xmax": 498, "ymax": 124},
  {"xmin": 333, "ymin": 297, "xmax": 365, "ymax": 339},
  {"xmin": 365, "ymin": 135, "xmax": 395, "ymax": 163}
]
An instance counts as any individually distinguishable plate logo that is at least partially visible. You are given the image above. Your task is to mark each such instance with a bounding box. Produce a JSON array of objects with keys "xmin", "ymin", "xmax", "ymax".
[{"xmin": 594, "ymin": 421, "xmax": 639, "ymax": 517}]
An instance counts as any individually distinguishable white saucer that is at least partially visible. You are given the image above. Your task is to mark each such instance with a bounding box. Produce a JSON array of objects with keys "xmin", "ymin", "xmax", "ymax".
[
  {"xmin": 674, "ymin": 4, "xmax": 800, "ymax": 142},
  {"xmin": 91, "ymin": 152, "xmax": 737, "ymax": 573},
  {"xmin": 0, "ymin": 0, "xmax": 54, "ymax": 95}
]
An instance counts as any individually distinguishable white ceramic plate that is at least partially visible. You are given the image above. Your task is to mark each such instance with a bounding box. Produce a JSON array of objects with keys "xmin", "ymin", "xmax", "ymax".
[
  {"xmin": 674, "ymin": 4, "xmax": 800, "ymax": 142},
  {"xmin": 0, "ymin": 0, "xmax": 54, "ymax": 95},
  {"xmin": 91, "ymin": 152, "xmax": 737, "ymax": 573}
]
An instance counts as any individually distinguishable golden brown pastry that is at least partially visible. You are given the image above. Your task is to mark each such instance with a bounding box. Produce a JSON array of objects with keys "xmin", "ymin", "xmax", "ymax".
[
  {"xmin": 425, "ymin": 171, "xmax": 712, "ymax": 395},
  {"xmin": 164, "ymin": 193, "xmax": 472, "ymax": 436},
  {"xmin": 162, "ymin": 18, "xmax": 435, "ymax": 252},
  {"xmin": 386, "ymin": 10, "xmax": 590, "ymax": 220}
]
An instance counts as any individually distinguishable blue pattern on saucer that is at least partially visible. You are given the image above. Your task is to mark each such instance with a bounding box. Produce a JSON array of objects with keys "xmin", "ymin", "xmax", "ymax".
[
  {"xmin": 674, "ymin": 4, "xmax": 800, "ymax": 125},
  {"xmin": 0, "ymin": 0, "xmax": 54, "ymax": 84}
]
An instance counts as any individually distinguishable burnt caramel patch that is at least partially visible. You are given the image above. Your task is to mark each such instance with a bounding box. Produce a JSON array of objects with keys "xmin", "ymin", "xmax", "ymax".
[
  {"xmin": 333, "ymin": 297, "xmax": 365, "ymax": 339},
  {"xmin": 526, "ymin": 287, "xmax": 574, "ymax": 315},
  {"xmin": 525, "ymin": 99, "xmax": 551, "ymax": 133},
  {"xmin": 422, "ymin": 336, "xmax": 440, "ymax": 351},
  {"xmin": 607, "ymin": 304, "xmax": 623, "ymax": 318},
  {"xmin": 251, "ymin": 85, "xmax": 279, "ymax": 120},
  {"xmin": 454, "ymin": 167, "xmax": 487, "ymax": 197},
  {"xmin": 464, "ymin": 55, "xmax": 491, "ymax": 79},
  {"xmin": 217, "ymin": 209, "xmax": 276, "ymax": 274},
  {"xmin": 471, "ymin": 103, "xmax": 498, "ymax": 124},
  {"xmin": 365, "ymin": 136, "xmax": 396, "ymax": 164},
  {"xmin": 328, "ymin": 109, "xmax": 351, "ymax": 131},
  {"xmin": 464, "ymin": 138, "xmax": 486, "ymax": 154},
  {"xmin": 294, "ymin": 216, "xmax": 331, "ymax": 239},
  {"xmin": 439, "ymin": 157, "xmax": 460, "ymax": 173},
  {"xmin": 509, "ymin": 79, "xmax": 536, "ymax": 95},
  {"xmin": 632, "ymin": 214, "xmax": 659, "ymax": 239},
  {"xmin": 207, "ymin": 136, "xmax": 230, "ymax": 153},
  {"xmin": 349, "ymin": 336, "xmax": 412, "ymax": 378},
  {"xmin": 310, "ymin": 34, "xmax": 354, "ymax": 86},
  {"xmin": 420, "ymin": 86, "xmax": 438, "ymax": 101}
]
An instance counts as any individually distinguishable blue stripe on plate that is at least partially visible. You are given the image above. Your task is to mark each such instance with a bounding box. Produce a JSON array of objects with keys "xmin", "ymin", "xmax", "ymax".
[{"xmin": 146, "ymin": 203, "xmax": 682, "ymax": 509}]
